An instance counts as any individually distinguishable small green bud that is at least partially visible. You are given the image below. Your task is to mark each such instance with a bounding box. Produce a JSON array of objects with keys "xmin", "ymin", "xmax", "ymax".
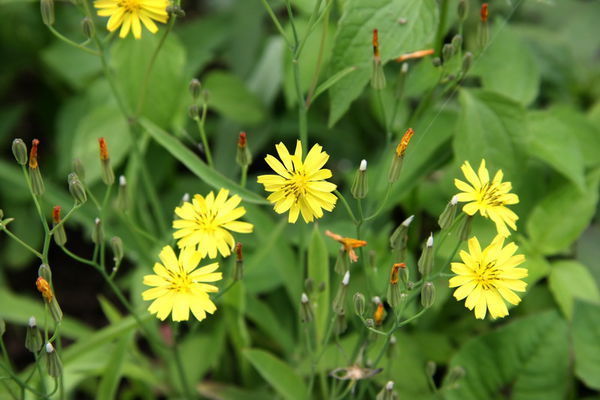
[
  {"xmin": 45, "ymin": 343, "xmax": 63, "ymax": 377},
  {"xmin": 371, "ymin": 59, "xmax": 387, "ymax": 90},
  {"xmin": 300, "ymin": 293, "xmax": 313, "ymax": 323},
  {"xmin": 188, "ymin": 104, "xmax": 200, "ymax": 120},
  {"xmin": 49, "ymin": 297, "xmax": 63, "ymax": 323},
  {"xmin": 417, "ymin": 234, "xmax": 434, "ymax": 278},
  {"xmin": 426, "ymin": 361, "xmax": 437, "ymax": 377},
  {"xmin": 12, "ymin": 139, "xmax": 28, "ymax": 165},
  {"xmin": 451, "ymin": 35, "xmax": 463, "ymax": 52},
  {"xmin": 25, "ymin": 317, "xmax": 43, "ymax": 353},
  {"xmin": 68, "ymin": 173, "xmax": 87, "ymax": 205},
  {"xmin": 116, "ymin": 175, "xmax": 128, "ymax": 211},
  {"xmin": 233, "ymin": 242, "xmax": 244, "ymax": 281},
  {"xmin": 445, "ymin": 366, "xmax": 466, "ymax": 388},
  {"xmin": 189, "ymin": 78, "xmax": 201, "ymax": 100},
  {"xmin": 442, "ymin": 43, "xmax": 455, "ymax": 63},
  {"xmin": 81, "ymin": 17, "xmax": 94, "ymax": 39},
  {"xmin": 421, "ymin": 282, "xmax": 436, "ymax": 308},
  {"xmin": 432, "ymin": 57, "xmax": 442, "ymax": 68},
  {"xmin": 462, "ymin": 52, "xmax": 473, "ymax": 75},
  {"xmin": 438, "ymin": 195, "xmax": 458, "ymax": 229},
  {"xmin": 236, "ymin": 132, "xmax": 252, "ymax": 168},
  {"xmin": 166, "ymin": 4, "xmax": 185, "ymax": 17},
  {"xmin": 353, "ymin": 292, "xmax": 366, "ymax": 317},
  {"xmin": 92, "ymin": 218, "xmax": 103, "ymax": 245},
  {"xmin": 332, "ymin": 271, "xmax": 350, "ymax": 314},
  {"xmin": 351, "ymin": 160, "xmax": 368, "ymax": 199},
  {"xmin": 387, "ymin": 281, "xmax": 403, "ymax": 310},
  {"xmin": 40, "ymin": 0, "xmax": 55, "ymax": 26},
  {"xmin": 459, "ymin": 215, "xmax": 473, "ymax": 242},
  {"xmin": 98, "ymin": 138, "xmax": 114, "ymax": 186},
  {"xmin": 395, "ymin": 62, "xmax": 409, "ymax": 99},
  {"xmin": 457, "ymin": 0, "xmax": 468, "ymax": 22},
  {"xmin": 334, "ymin": 248, "xmax": 349, "ymax": 275},
  {"xmin": 334, "ymin": 310, "xmax": 347, "ymax": 335},
  {"xmin": 376, "ymin": 381, "xmax": 397, "ymax": 400},
  {"xmin": 110, "ymin": 236, "xmax": 124, "ymax": 269},
  {"xmin": 38, "ymin": 264, "xmax": 52, "ymax": 282},
  {"xmin": 72, "ymin": 159, "xmax": 85, "ymax": 182}
]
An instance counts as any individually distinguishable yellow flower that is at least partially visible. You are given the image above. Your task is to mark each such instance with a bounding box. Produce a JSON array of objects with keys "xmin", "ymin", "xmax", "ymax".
[
  {"xmin": 454, "ymin": 159, "xmax": 519, "ymax": 237},
  {"xmin": 173, "ymin": 189, "xmax": 253, "ymax": 259},
  {"xmin": 449, "ymin": 236, "xmax": 528, "ymax": 320},
  {"xmin": 142, "ymin": 245, "xmax": 222, "ymax": 322},
  {"xmin": 94, "ymin": 0, "xmax": 169, "ymax": 39},
  {"xmin": 257, "ymin": 140, "xmax": 337, "ymax": 223}
]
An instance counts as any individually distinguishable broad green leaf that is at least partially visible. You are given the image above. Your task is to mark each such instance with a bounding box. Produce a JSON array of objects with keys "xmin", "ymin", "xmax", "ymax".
[
  {"xmin": 526, "ymin": 169, "xmax": 600, "ymax": 255},
  {"xmin": 203, "ymin": 71, "xmax": 266, "ymax": 125},
  {"xmin": 548, "ymin": 106, "xmax": 600, "ymax": 168},
  {"xmin": 445, "ymin": 311, "xmax": 569, "ymax": 400},
  {"xmin": 310, "ymin": 66, "xmax": 357, "ymax": 105},
  {"xmin": 307, "ymin": 225, "xmax": 330, "ymax": 342},
  {"xmin": 72, "ymin": 106, "xmax": 130, "ymax": 185},
  {"xmin": 474, "ymin": 25, "xmax": 540, "ymax": 105},
  {"xmin": 96, "ymin": 332, "xmax": 133, "ymax": 400},
  {"xmin": 41, "ymin": 41, "xmax": 101, "ymax": 90},
  {"xmin": 548, "ymin": 260, "xmax": 600, "ymax": 319},
  {"xmin": 525, "ymin": 110, "xmax": 586, "ymax": 191},
  {"xmin": 111, "ymin": 33, "xmax": 186, "ymax": 128},
  {"xmin": 140, "ymin": 118, "xmax": 268, "ymax": 204},
  {"xmin": 246, "ymin": 296, "xmax": 295, "ymax": 354},
  {"xmin": 454, "ymin": 89, "xmax": 525, "ymax": 182},
  {"xmin": 572, "ymin": 301, "xmax": 600, "ymax": 390},
  {"xmin": 243, "ymin": 349, "xmax": 308, "ymax": 400},
  {"xmin": 248, "ymin": 37, "xmax": 285, "ymax": 106},
  {"xmin": 328, "ymin": 0, "xmax": 438, "ymax": 126}
]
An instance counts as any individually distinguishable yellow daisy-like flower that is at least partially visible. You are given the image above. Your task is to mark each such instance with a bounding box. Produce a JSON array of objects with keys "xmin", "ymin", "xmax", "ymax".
[
  {"xmin": 449, "ymin": 236, "xmax": 528, "ymax": 320},
  {"xmin": 454, "ymin": 159, "xmax": 519, "ymax": 237},
  {"xmin": 142, "ymin": 245, "xmax": 222, "ymax": 322},
  {"xmin": 173, "ymin": 189, "xmax": 253, "ymax": 259},
  {"xmin": 257, "ymin": 140, "xmax": 337, "ymax": 223},
  {"xmin": 94, "ymin": 0, "xmax": 169, "ymax": 39}
]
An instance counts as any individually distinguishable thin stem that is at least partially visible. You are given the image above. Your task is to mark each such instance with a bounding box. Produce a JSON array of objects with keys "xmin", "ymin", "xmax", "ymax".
[
  {"xmin": 333, "ymin": 190, "xmax": 357, "ymax": 224},
  {"xmin": 0, "ymin": 226, "xmax": 42, "ymax": 259},
  {"xmin": 259, "ymin": 0, "xmax": 291, "ymax": 46},
  {"xmin": 49, "ymin": 203, "xmax": 80, "ymax": 234},
  {"xmin": 364, "ymin": 183, "xmax": 392, "ymax": 222},
  {"xmin": 171, "ymin": 334, "xmax": 193, "ymax": 400},
  {"xmin": 193, "ymin": 103, "xmax": 214, "ymax": 167},
  {"xmin": 375, "ymin": 89, "xmax": 391, "ymax": 142},
  {"xmin": 240, "ymin": 165, "xmax": 248, "ymax": 188},
  {"xmin": 434, "ymin": 0, "xmax": 449, "ymax": 54},
  {"xmin": 46, "ymin": 25, "xmax": 100, "ymax": 56}
]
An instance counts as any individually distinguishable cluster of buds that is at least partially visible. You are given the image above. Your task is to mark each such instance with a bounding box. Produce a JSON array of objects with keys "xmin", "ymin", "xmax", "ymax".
[
  {"xmin": 36, "ymin": 265, "xmax": 62, "ymax": 323},
  {"xmin": 371, "ymin": 29, "xmax": 386, "ymax": 90},
  {"xmin": 389, "ymin": 128, "xmax": 414, "ymax": 182},
  {"xmin": 52, "ymin": 206, "xmax": 67, "ymax": 246}
]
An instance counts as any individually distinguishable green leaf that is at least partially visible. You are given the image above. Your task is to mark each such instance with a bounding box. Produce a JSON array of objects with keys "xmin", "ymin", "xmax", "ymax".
[
  {"xmin": 328, "ymin": 0, "xmax": 438, "ymax": 126},
  {"xmin": 310, "ymin": 66, "xmax": 357, "ymax": 105},
  {"xmin": 41, "ymin": 41, "xmax": 101, "ymax": 90},
  {"xmin": 474, "ymin": 25, "xmax": 540, "ymax": 105},
  {"xmin": 445, "ymin": 311, "xmax": 569, "ymax": 400},
  {"xmin": 525, "ymin": 110, "xmax": 586, "ymax": 191},
  {"xmin": 96, "ymin": 333, "xmax": 133, "ymax": 400},
  {"xmin": 307, "ymin": 225, "xmax": 330, "ymax": 342},
  {"xmin": 548, "ymin": 106, "xmax": 600, "ymax": 168},
  {"xmin": 140, "ymin": 117, "xmax": 268, "ymax": 204},
  {"xmin": 548, "ymin": 261, "xmax": 600, "ymax": 319},
  {"xmin": 111, "ymin": 33, "xmax": 186, "ymax": 128},
  {"xmin": 72, "ymin": 106, "xmax": 130, "ymax": 185},
  {"xmin": 203, "ymin": 71, "xmax": 266, "ymax": 125},
  {"xmin": 243, "ymin": 349, "xmax": 308, "ymax": 400},
  {"xmin": 526, "ymin": 169, "xmax": 600, "ymax": 255},
  {"xmin": 454, "ymin": 89, "xmax": 525, "ymax": 182},
  {"xmin": 572, "ymin": 301, "xmax": 600, "ymax": 390}
]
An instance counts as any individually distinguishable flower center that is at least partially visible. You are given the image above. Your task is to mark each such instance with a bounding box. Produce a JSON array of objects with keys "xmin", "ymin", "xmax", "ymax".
[
  {"xmin": 166, "ymin": 270, "xmax": 192, "ymax": 293},
  {"xmin": 474, "ymin": 261, "xmax": 499, "ymax": 289},
  {"xmin": 118, "ymin": 0, "xmax": 142, "ymax": 12},
  {"xmin": 478, "ymin": 183, "xmax": 503, "ymax": 207},
  {"xmin": 194, "ymin": 210, "xmax": 219, "ymax": 233},
  {"xmin": 281, "ymin": 172, "xmax": 308, "ymax": 201}
]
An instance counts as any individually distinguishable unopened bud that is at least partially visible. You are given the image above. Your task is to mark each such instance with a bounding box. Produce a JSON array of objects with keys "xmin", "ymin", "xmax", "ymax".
[
  {"xmin": 72, "ymin": 159, "xmax": 85, "ymax": 181},
  {"xmin": 26, "ymin": 317, "xmax": 43, "ymax": 352},
  {"xmin": 98, "ymin": 138, "xmax": 114, "ymax": 185},
  {"xmin": 188, "ymin": 104, "xmax": 200, "ymax": 119},
  {"xmin": 300, "ymin": 293, "xmax": 313, "ymax": 323},
  {"xmin": 390, "ymin": 216, "xmax": 413, "ymax": 261},
  {"xmin": 68, "ymin": 173, "xmax": 87, "ymax": 205},
  {"xmin": 304, "ymin": 278, "xmax": 314, "ymax": 294},
  {"xmin": 29, "ymin": 139, "xmax": 45, "ymax": 196},
  {"xmin": 351, "ymin": 159, "xmax": 368, "ymax": 199},
  {"xmin": 52, "ymin": 206, "xmax": 67, "ymax": 247},
  {"xmin": 92, "ymin": 218, "xmax": 103, "ymax": 244},
  {"xmin": 371, "ymin": 29, "xmax": 386, "ymax": 90},
  {"xmin": 353, "ymin": 292, "xmax": 366, "ymax": 316},
  {"xmin": 38, "ymin": 264, "xmax": 52, "ymax": 283},
  {"xmin": 334, "ymin": 310, "xmax": 347, "ymax": 335},
  {"xmin": 438, "ymin": 195, "xmax": 458, "ymax": 229},
  {"xmin": 333, "ymin": 271, "xmax": 350, "ymax": 314},
  {"xmin": 81, "ymin": 17, "xmax": 94, "ymax": 39},
  {"xmin": 374, "ymin": 302, "xmax": 385, "ymax": 326},
  {"xmin": 418, "ymin": 234, "xmax": 434, "ymax": 277},
  {"xmin": 166, "ymin": 4, "xmax": 185, "ymax": 17},
  {"xmin": 116, "ymin": 175, "xmax": 128, "ymax": 211},
  {"xmin": 445, "ymin": 366, "xmax": 466, "ymax": 388},
  {"xmin": 189, "ymin": 78, "xmax": 201, "ymax": 100},
  {"xmin": 432, "ymin": 57, "xmax": 442, "ymax": 68},
  {"xmin": 387, "ymin": 265, "xmax": 403, "ymax": 309},
  {"xmin": 233, "ymin": 242, "xmax": 244, "ymax": 281},
  {"xmin": 457, "ymin": 0, "xmax": 468, "ymax": 21},
  {"xmin": 334, "ymin": 248, "xmax": 349, "ymax": 274},
  {"xmin": 12, "ymin": 139, "xmax": 28, "ymax": 165},
  {"xmin": 376, "ymin": 380, "xmax": 397, "ymax": 400},
  {"xmin": 236, "ymin": 132, "xmax": 252, "ymax": 168},
  {"xmin": 462, "ymin": 52, "xmax": 473, "ymax": 75},
  {"xmin": 110, "ymin": 236, "xmax": 124, "ymax": 269},
  {"xmin": 459, "ymin": 215, "xmax": 473, "ymax": 241},
  {"xmin": 442, "ymin": 43, "xmax": 454, "ymax": 63},
  {"xmin": 395, "ymin": 63, "xmax": 409, "ymax": 99},
  {"xmin": 451, "ymin": 35, "xmax": 463, "ymax": 52},
  {"xmin": 480, "ymin": 3, "xmax": 489, "ymax": 22},
  {"xmin": 426, "ymin": 361, "xmax": 437, "ymax": 377},
  {"xmin": 45, "ymin": 343, "xmax": 63, "ymax": 377},
  {"xmin": 421, "ymin": 282, "xmax": 436, "ymax": 308},
  {"xmin": 40, "ymin": 0, "xmax": 55, "ymax": 26},
  {"xmin": 389, "ymin": 128, "xmax": 414, "ymax": 182}
]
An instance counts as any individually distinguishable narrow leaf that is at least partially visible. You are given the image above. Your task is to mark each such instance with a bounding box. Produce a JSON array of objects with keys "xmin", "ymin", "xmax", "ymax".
[{"xmin": 243, "ymin": 349, "xmax": 308, "ymax": 400}]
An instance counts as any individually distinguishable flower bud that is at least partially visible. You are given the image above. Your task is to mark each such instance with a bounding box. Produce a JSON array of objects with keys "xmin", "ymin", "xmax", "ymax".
[
  {"xmin": 304, "ymin": 278, "xmax": 314, "ymax": 294},
  {"xmin": 442, "ymin": 43, "xmax": 454, "ymax": 63},
  {"xmin": 459, "ymin": 215, "xmax": 473, "ymax": 242},
  {"xmin": 52, "ymin": 206, "xmax": 67, "ymax": 247},
  {"xmin": 426, "ymin": 361, "xmax": 437, "ymax": 377},
  {"xmin": 300, "ymin": 293, "xmax": 313, "ymax": 323},
  {"xmin": 115, "ymin": 175, "xmax": 128, "ymax": 212},
  {"xmin": 445, "ymin": 365, "xmax": 466, "ymax": 388},
  {"xmin": 376, "ymin": 381, "xmax": 397, "ymax": 400},
  {"xmin": 451, "ymin": 35, "xmax": 463, "ymax": 52},
  {"xmin": 189, "ymin": 78, "xmax": 201, "ymax": 100},
  {"xmin": 457, "ymin": 0, "xmax": 468, "ymax": 21},
  {"xmin": 334, "ymin": 310, "xmax": 347, "ymax": 335},
  {"xmin": 332, "ymin": 271, "xmax": 350, "ymax": 314},
  {"xmin": 417, "ymin": 234, "xmax": 434, "ymax": 278},
  {"xmin": 233, "ymin": 242, "xmax": 244, "ymax": 281},
  {"xmin": 29, "ymin": 139, "xmax": 45, "ymax": 196},
  {"xmin": 92, "ymin": 218, "xmax": 103, "ymax": 244},
  {"xmin": 371, "ymin": 29, "xmax": 386, "ymax": 90},
  {"xmin": 68, "ymin": 173, "xmax": 87, "ymax": 205},
  {"xmin": 432, "ymin": 57, "xmax": 442, "ymax": 68},
  {"xmin": 38, "ymin": 264, "xmax": 52, "ymax": 283},
  {"xmin": 12, "ymin": 138, "xmax": 28, "ymax": 165},
  {"xmin": 351, "ymin": 159, "xmax": 368, "ymax": 199},
  {"xmin": 388, "ymin": 128, "xmax": 414, "ymax": 183},
  {"xmin": 480, "ymin": 3, "xmax": 489, "ymax": 22},
  {"xmin": 462, "ymin": 52, "xmax": 473, "ymax": 75},
  {"xmin": 25, "ymin": 317, "xmax": 42, "ymax": 353},
  {"xmin": 98, "ymin": 138, "xmax": 114, "ymax": 186},
  {"xmin": 421, "ymin": 282, "xmax": 436, "ymax": 308},
  {"xmin": 45, "ymin": 343, "xmax": 63, "ymax": 377},
  {"xmin": 166, "ymin": 4, "xmax": 185, "ymax": 17},
  {"xmin": 334, "ymin": 248, "xmax": 349, "ymax": 275},
  {"xmin": 188, "ymin": 104, "xmax": 200, "ymax": 120},
  {"xmin": 438, "ymin": 195, "xmax": 458, "ymax": 230},
  {"xmin": 236, "ymin": 132, "xmax": 252, "ymax": 168},
  {"xmin": 395, "ymin": 62, "xmax": 409, "ymax": 99},
  {"xmin": 387, "ymin": 276, "xmax": 402, "ymax": 310},
  {"xmin": 40, "ymin": 0, "xmax": 55, "ymax": 26},
  {"xmin": 353, "ymin": 292, "xmax": 366, "ymax": 316},
  {"xmin": 390, "ymin": 215, "xmax": 413, "ymax": 262},
  {"xmin": 374, "ymin": 302, "xmax": 385, "ymax": 326},
  {"xmin": 110, "ymin": 236, "xmax": 124, "ymax": 269},
  {"xmin": 72, "ymin": 159, "xmax": 85, "ymax": 181},
  {"xmin": 479, "ymin": 4, "xmax": 489, "ymax": 49},
  {"xmin": 81, "ymin": 17, "xmax": 94, "ymax": 39}
]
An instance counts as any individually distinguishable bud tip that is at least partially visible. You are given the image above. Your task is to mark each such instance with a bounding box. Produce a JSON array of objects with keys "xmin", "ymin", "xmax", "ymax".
[
  {"xmin": 342, "ymin": 271, "xmax": 350, "ymax": 286},
  {"xmin": 359, "ymin": 159, "xmax": 367, "ymax": 171}
]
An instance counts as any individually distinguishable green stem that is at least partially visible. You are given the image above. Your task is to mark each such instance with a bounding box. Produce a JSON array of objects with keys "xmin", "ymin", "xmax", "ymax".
[
  {"xmin": 171, "ymin": 333, "xmax": 194, "ymax": 400},
  {"xmin": 364, "ymin": 183, "xmax": 392, "ymax": 222},
  {"xmin": 240, "ymin": 165, "xmax": 248, "ymax": 188},
  {"xmin": 46, "ymin": 25, "xmax": 99, "ymax": 56},
  {"xmin": 375, "ymin": 89, "xmax": 391, "ymax": 142},
  {"xmin": 434, "ymin": 0, "xmax": 449, "ymax": 54},
  {"xmin": 333, "ymin": 190, "xmax": 357, "ymax": 224},
  {"xmin": 193, "ymin": 103, "xmax": 214, "ymax": 167},
  {"xmin": 49, "ymin": 203, "xmax": 80, "ymax": 234},
  {"xmin": 259, "ymin": 0, "xmax": 291, "ymax": 46},
  {"xmin": 0, "ymin": 226, "xmax": 42, "ymax": 259}
]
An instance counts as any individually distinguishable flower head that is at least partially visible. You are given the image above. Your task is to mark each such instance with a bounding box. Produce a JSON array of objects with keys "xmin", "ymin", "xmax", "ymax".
[
  {"xmin": 142, "ymin": 245, "xmax": 222, "ymax": 321},
  {"xmin": 94, "ymin": 0, "xmax": 169, "ymax": 39},
  {"xmin": 257, "ymin": 140, "xmax": 337, "ymax": 223},
  {"xmin": 449, "ymin": 236, "xmax": 527, "ymax": 319},
  {"xmin": 325, "ymin": 230, "xmax": 367, "ymax": 263},
  {"xmin": 454, "ymin": 160, "xmax": 519, "ymax": 237},
  {"xmin": 173, "ymin": 189, "xmax": 253, "ymax": 259}
]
